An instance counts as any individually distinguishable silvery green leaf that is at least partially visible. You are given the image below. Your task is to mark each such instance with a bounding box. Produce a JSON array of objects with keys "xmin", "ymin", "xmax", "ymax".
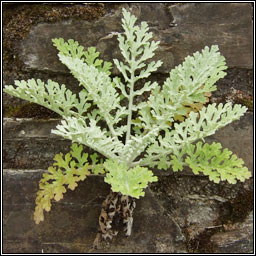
[{"xmin": 4, "ymin": 8, "xmax": 251, "ymax": 210}]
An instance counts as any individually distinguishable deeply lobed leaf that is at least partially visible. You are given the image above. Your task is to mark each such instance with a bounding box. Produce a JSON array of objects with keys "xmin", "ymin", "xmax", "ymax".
[
  {"xmin": 52, "ymin": 38, "xmax": 112, "ymax": 75},
  {"xmin": 3, "ymin": 79, "xmax": 90, "ymax": 117},
  {"xmin": 141, "ymin": 103, "xmax": 248, "ymax": 168},
  {"xmin": 104, "ymin": 159, "xmax": 158, "ymax": 199},
  {"xmin": 34, "ymin": 143, "xmax": 103, "ymax": 224},
  {"xmin": 139, "ymin": 45, "xmax": 227, "ymax": 129},
  {"xmin": 3, "ymin": 9, "xmax": 251, "ymax": 225},
  {"xmin": 173, "ymin": 141, "xmax": 252, "ymax": 184}
]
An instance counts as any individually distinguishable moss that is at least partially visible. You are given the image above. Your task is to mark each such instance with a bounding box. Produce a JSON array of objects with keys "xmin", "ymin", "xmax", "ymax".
[
  {"xmin": 3, "ymin": 3, "xmax": 106, "ymax": 75},
  {"xmin": 219, "ymin": 189, "xmax": 253, "ymax": 224},
  {"xmin": 211, "ymin": 68, "xmax": 253, "ymax": 112},
  {"xmin": 234, "ymin": 97, "xmax": 253, "ymax": 112},
  {"xmin": 212, "ymin": 91, "xmax": 253, "ymax": 112},
  {"xmin": 187, "ymin": 188, "xmax": 253, "ymax": 253},
  {"xmin": 186, "ymin": 227, "xmax": 223, "ymax": 253},
  {"xmin": 3, "ymin": 3, "xmax": 107, "ymax": 118},
  {"xmin": 4, "ymin": 102, "xmax": 60, "ymax": 119}
]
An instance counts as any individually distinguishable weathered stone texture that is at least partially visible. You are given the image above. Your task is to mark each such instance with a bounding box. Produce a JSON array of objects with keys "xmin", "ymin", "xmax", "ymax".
[
  {"xmin": 210, "ymin": 211, "xmax": 253, "ymax": 253},
  {"xmin": 2, "ymin": 3, "xmax": 254, "ymax": 254},
  {"xmin": 18, "ymin": 3, "xmax": 253, "ymax": 74},
  {"xmin": 167, "ymin": 3, "xmax": 253, "ymax": 69},
  {"xmin": 3, "ymin": 167, "xmax": 253, "ymax": 253},
  {"xmin": 3, "ymin": 112, "xmax": 253, "ymax": 172},
  {"xmin": 3, "ymin": 113, "xmax": 253, "ymax": 253},
  {"xmin": 3, "ymin": 3, "xmax": 253, "ymax": 118},
  {"xmin": 3, "ymin": 171, "xmax": 187, "ymax": 253}
]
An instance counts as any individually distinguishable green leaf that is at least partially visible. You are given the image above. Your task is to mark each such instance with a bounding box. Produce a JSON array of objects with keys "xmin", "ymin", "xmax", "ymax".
[
  {"xmin": 141, "ymin": 103, "xmax": 247, "ymax": 168},
  {"xmin": 170, "ymin": 155, "xmax": 184, "ymax": 172},
  {"xmin": 140, "ymin": 45, "xmax": 227, "ymax": 128},
  {"xmin": 104, "ymin": 159, "xmax": 158, "ymax": 199},
  {"xmin": 52, "ymin": 38, "xmax": 112, "ymax": 75},
  {"xmin": 3, "ymin": 79, "xmax": 83, "ymax": 117},
  {"xmin": 53, "ymin": 183, "xmax": 67, "ymax": 201},
  {"xmin": 90, "ymin": 153, "xmax": 105, "ymax": 175},
  {"xmin": 77, "ymin": 164, "xmax": 91, "ymax": 181},
  {"xmin": 156, "ymin": 155, "xmax": 170, "ymax": 171},
  {"xmin": 33, "ymin": 143, "xmax": 95, "ymax": 224},
  {"xmin": 84, "ymin": 47, "xmax": 100, "ymax": 65},
  {"xmin": 181, "ymin": 142, "xmax": 251, "ymax": 184},
  {"xmin": 53, "ymin": 153, "xmax": 72, "ymax": 170},
  {"xmin": 52, "ymin": 117, "xmax": 125, "ymax": 160},
  {"xmin": 4, "ymin": 8, "xmax": 250, "ymax": 228},
  {"xmin": 52, "ymin": 38, "xmax": 86, "ymax": 59},
  {"xmin": 70, "ymin": 143, "xmax": 88, "ymax": 168},
  {"xmin": 57, "ymin": 54, "xmax": 127, "ymax": 139}
]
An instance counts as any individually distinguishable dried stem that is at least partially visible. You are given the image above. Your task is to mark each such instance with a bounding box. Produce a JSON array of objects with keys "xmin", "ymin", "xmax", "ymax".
[{"xmin": 93, "ymin": 191, "xmax": 136, "ymax": 249}]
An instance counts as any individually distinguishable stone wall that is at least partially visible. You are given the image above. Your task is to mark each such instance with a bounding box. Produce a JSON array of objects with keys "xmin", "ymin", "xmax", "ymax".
[{"xmin": 3, "ymin": 3, "xmax": 253, "ymax": 253}]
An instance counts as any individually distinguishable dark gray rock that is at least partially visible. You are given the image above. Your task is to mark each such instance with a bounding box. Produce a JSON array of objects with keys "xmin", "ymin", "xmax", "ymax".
[
  {"xmin": 3, "ymin": 112, "xmax": 253, "ymax": 172},
  {"xmin": 3, "ymin": 3, "xmax": 253, "ymax": 119},
  {"xmin": 2, "ymin": 4, "xmax": 253, "ymax": 253},
  {"xmin": 150, "ymin": 173, "xmax": 252, "ymax": 243},
  {"xmin": 18, "ymin": 3, "xmax": 252, "ymax": 74},
  {"xmin": 210, "ymin": 211, "xmax": 253, "ymax": 253},
  {"xmin": 167, "ymin": 3, "xmax": 253, "ymax": 69},
  {"xmin": 3, "ymin": 114, "xmax": 253, "ymax": 253},
  {"xmin": 3, "ymin": 167, "xmax": 253, "ymax": 253},
  {"xmin": 3, "ymin": 170, "xmax": 187, "ymax": 253}
]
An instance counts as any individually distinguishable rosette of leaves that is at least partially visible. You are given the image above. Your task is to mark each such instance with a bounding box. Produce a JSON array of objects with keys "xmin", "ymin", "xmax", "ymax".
[{"xmin": 4, "ymin": 8, "xmax": 251, "ymax": 231}]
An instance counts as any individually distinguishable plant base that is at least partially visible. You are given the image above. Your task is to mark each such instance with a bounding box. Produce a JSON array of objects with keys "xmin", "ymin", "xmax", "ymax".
[{"xmin": 93, "ymin": 191, "xmax": 136, "ymax": 249}]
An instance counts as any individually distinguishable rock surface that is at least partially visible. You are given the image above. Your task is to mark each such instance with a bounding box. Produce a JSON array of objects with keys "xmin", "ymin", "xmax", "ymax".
[
  {"xmin": 3, "ymin": 112, "xmax": 253, "ymax": 171},
  {"xmin": 2, "ymin": 2, "xmax": 254, "ymax": 254},
  {"xmin": 3, "ymin": 113, "xmax": 253, "ymax": 253},
  {"xmin": 18, "ymin": 3, "xmax": 253, "ymax": 74},
  {"xmin": 3, "ymin": 3, "xmax": 253, "ymax": 118},
  {"xmin": 3, "ymin": 170, "xmax": 187, "ymax": 253},
  {"xmin": 210, "ymin": 211, "xmax": 253, "ymax": 253},
  {"xmin": 3, "ymin": 168, "xmax": 253, "ymax": 253},
  {"xmin": 150, "ymin": 174, "xmax": 253, "ymax": 253}
]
